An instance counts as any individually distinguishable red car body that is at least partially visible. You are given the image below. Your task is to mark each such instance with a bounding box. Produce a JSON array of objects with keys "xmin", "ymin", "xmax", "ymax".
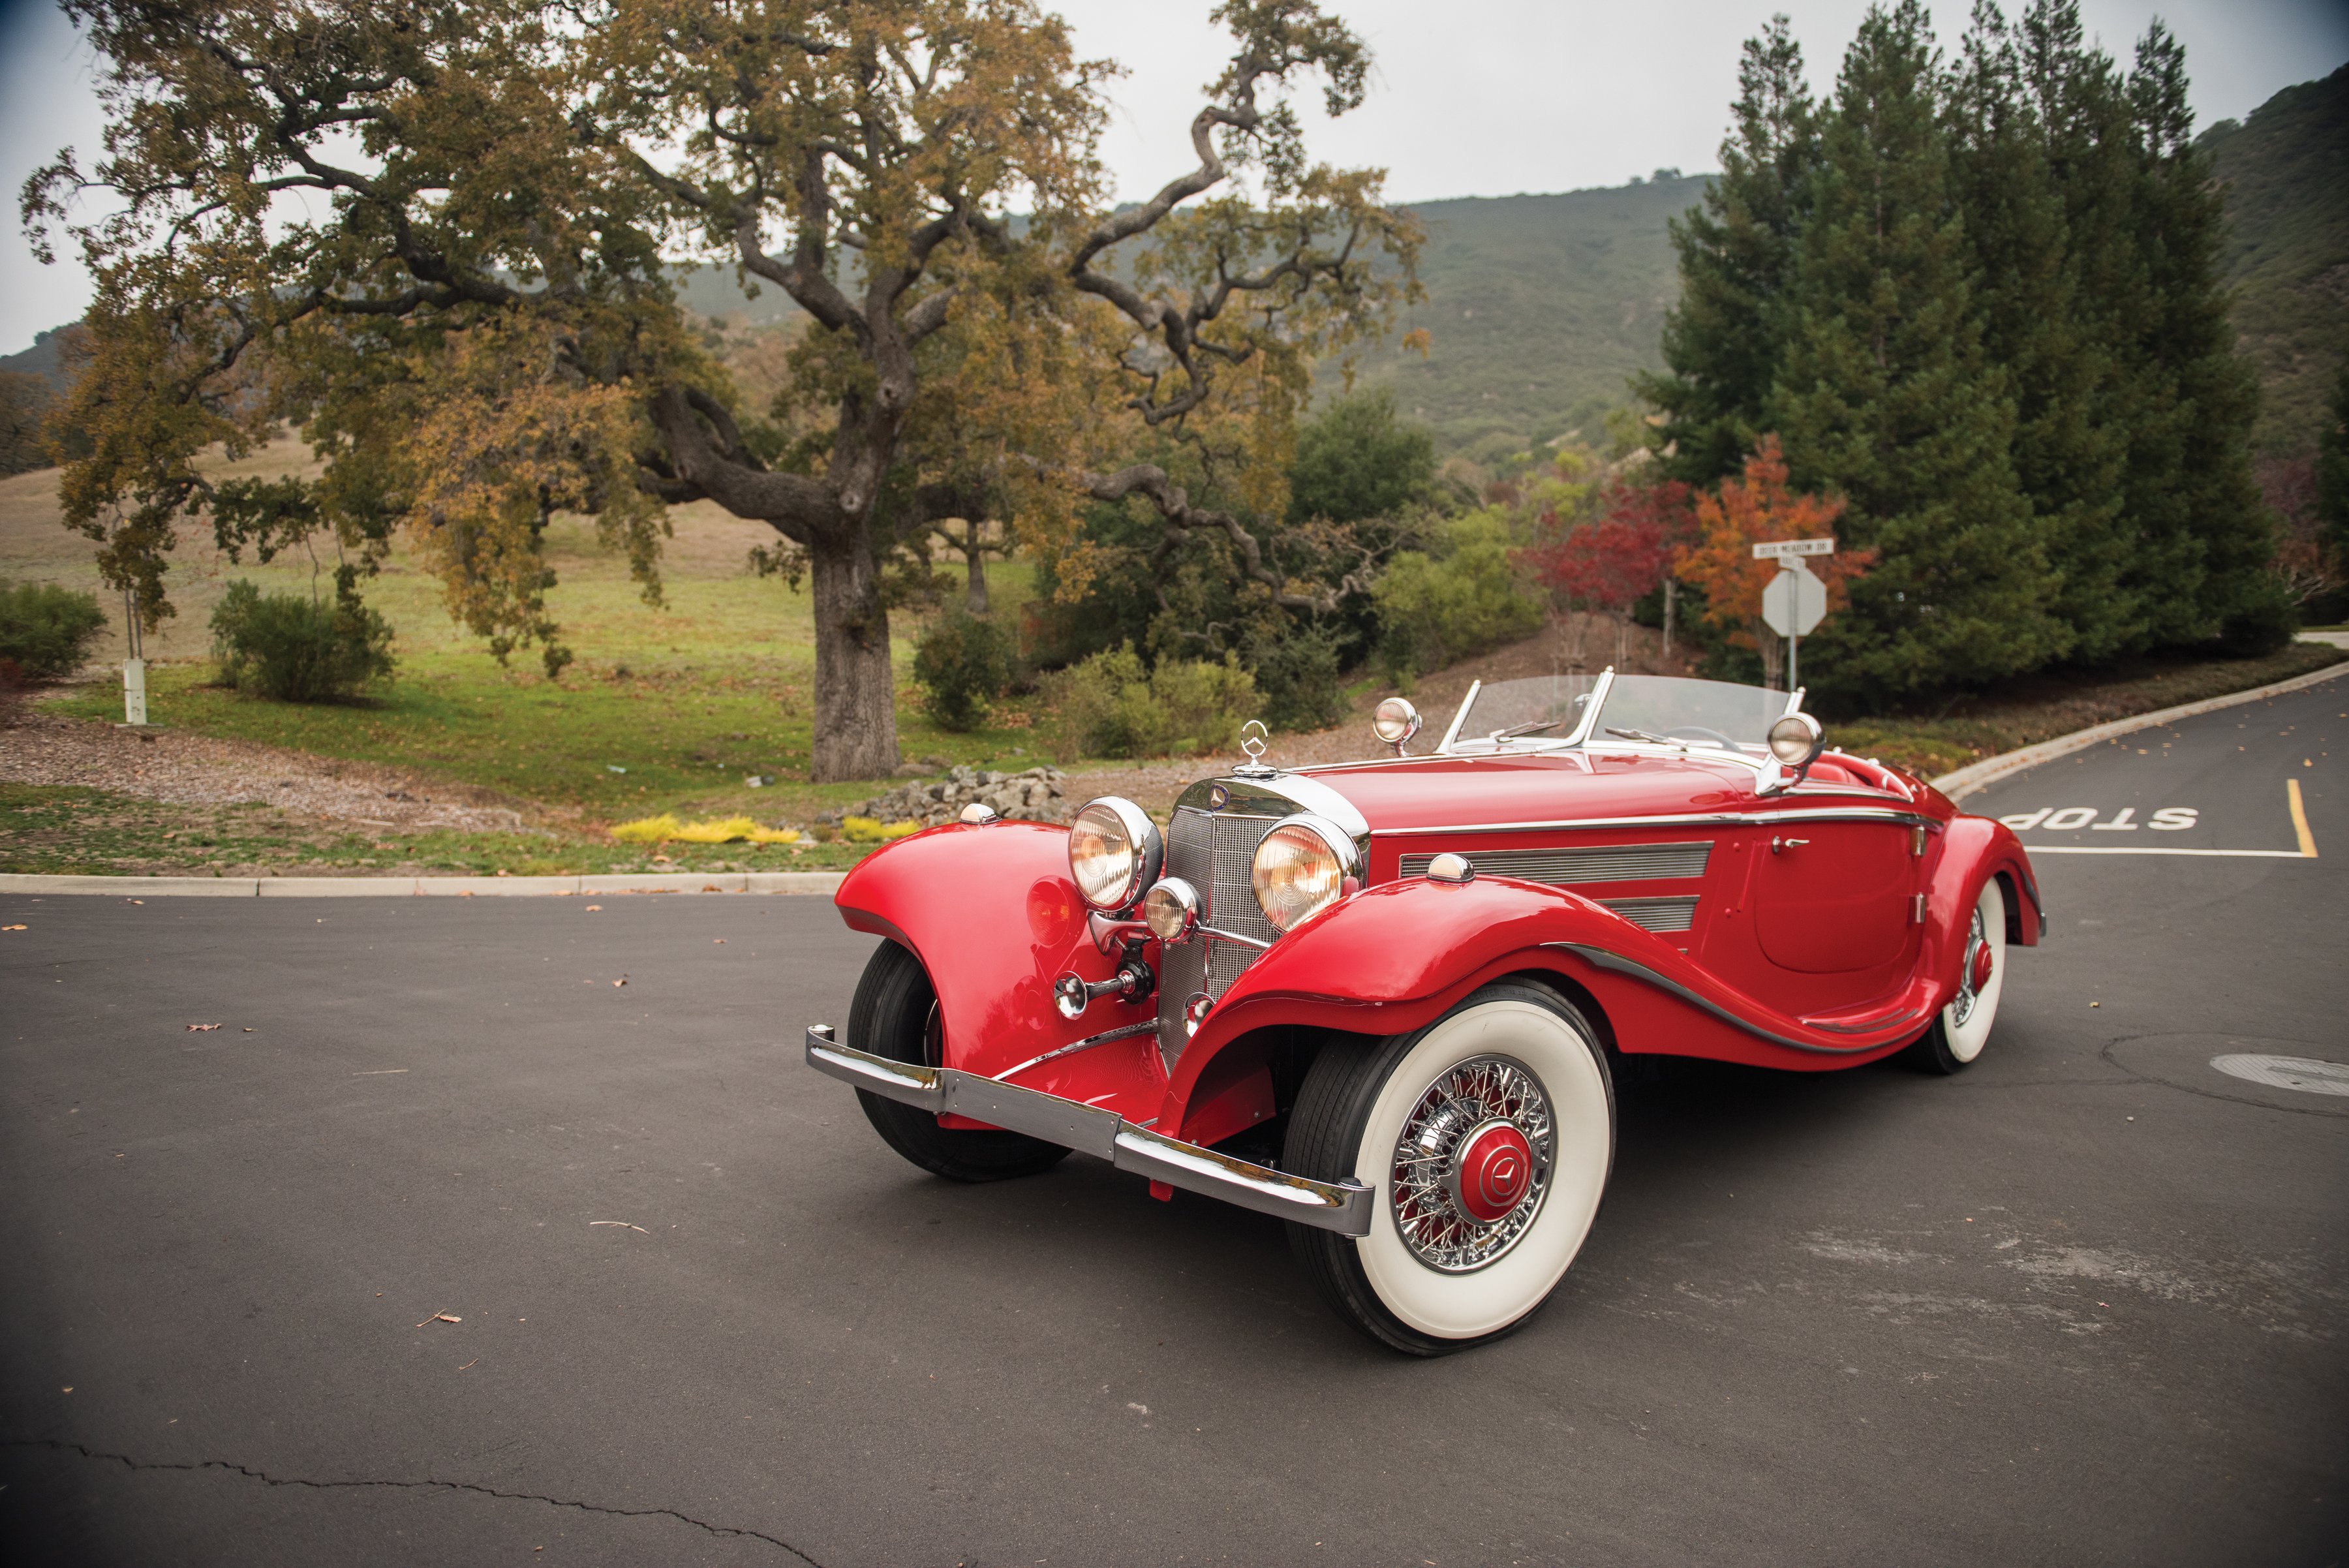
[{"xmin": 806, "ymin": 672, "xmax": 2041, "ymax": 1351}]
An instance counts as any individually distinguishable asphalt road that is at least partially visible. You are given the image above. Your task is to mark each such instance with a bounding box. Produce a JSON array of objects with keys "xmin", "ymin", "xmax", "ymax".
[{"xmin": 3, "ymin": 672, "xmax": 2344, "ymax": 1568}]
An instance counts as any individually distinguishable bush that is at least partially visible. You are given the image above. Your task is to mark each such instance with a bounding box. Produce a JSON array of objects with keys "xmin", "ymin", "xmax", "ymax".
[
  {"xmin": 210, "ymin": 579, "xmax": 395, "ymax": 701},
  {"xmin": 1040, "ymin": 643, "xmax": 1261, "ymax": 760},
  {"xmin": 1245, "ymin": 622, "xmax": 1348, "ymax": 730},
  {"xmin": 1372, "ymin": 514, "xmax": 1543, "ymax": 681},
  {"xmin": 912, "ymin": 606, "xmax": 1016, "ymax": 731},
  {"xmin": 0, "ymin": 579, "xmax": 108, "ymax": 679},
  {"xmin": 2213, "ymin": 581, "xmax": 2298, "ymax": 659}
]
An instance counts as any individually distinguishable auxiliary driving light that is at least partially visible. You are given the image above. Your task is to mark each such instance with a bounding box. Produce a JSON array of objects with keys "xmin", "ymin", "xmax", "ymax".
[
  {"xmin": 1372, "ymin": 696, "xmax": 1422, "ymax": 752},
  {"xmin": 1143, "ymin": 877, "xmax": 1201, "ymax": 943},
  {"xmin": 1767, "ymin": 711, "xmax": 1825, "ymax": 769}
]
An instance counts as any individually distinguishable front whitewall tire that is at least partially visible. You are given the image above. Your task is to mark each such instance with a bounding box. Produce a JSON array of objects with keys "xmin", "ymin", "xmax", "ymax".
[{"xmin": 1284, "ymin": 984, "xmax": 1615, "ymax": 1354}]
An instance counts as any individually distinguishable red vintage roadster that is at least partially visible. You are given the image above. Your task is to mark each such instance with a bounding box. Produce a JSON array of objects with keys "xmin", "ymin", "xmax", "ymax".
[{"xmin": 805, "ymin": 670, "xmax": 2042, "ymax": 1353}]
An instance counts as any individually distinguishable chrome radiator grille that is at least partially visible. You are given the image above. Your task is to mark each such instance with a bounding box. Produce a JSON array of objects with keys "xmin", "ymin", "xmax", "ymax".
[{"xmin": 1158, "ymin": 805, "xmax": 1280, "ymax": 1065}]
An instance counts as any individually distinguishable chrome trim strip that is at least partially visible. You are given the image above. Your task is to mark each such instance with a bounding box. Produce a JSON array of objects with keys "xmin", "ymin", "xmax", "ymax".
[
  {"xmin": 1375, "ymin": 807, "xmax": 1942, "ymax": 838},
  {"xmin": 803, "ymin": 1026, "xmax": 1373, "ymax": 1235},
  {"xmin": 1436, "ymin": 679, "xmax": 1479, "ymax": 754},
  {"xmin": 1804, "ymin": 1006, "xmax": 1924, "ymax": 1035},
  {"xmin": 990, "ymin": 1021, "xmax": 1159, "ymax": 1084},
  {"xmin": 1200, "ymin": 924, "xmax": 1272, "ymax": 951},
  {"xmin": 1541, "ymin": 944, "xmax": 1900, "ymax": 1055}
]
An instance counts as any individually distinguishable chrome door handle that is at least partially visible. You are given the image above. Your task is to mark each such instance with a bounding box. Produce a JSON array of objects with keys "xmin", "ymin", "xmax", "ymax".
[{"xmin": 1770, "ymin": 836, "xmax": 1809, "ymax": 854}]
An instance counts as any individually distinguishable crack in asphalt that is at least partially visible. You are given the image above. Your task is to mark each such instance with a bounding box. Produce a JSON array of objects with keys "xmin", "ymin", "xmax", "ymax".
[{"xmin": 1, "ymin": 1438, "xmax": 825, "ymax": 1564}]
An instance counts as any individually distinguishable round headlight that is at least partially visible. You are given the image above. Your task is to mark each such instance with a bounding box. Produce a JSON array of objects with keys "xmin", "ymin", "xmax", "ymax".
[
  {"xmin": 1372, "ymin": 696, "xmax": 1422, "ymax": 747},
  {"xmin": 1067, "ymin": 797, "xmax": 1161, "ymax": 911},
  {"xmin": 1768, "ymin": 711, "xmax": 1824, "ymax": 767},
  {"xmin": 1251, "ymin": 814, "xmax": 1359, "ymax": 933},
  {"xmin": 1143, "ymin": 877, "xmax": 1200, "ymax": 942}
]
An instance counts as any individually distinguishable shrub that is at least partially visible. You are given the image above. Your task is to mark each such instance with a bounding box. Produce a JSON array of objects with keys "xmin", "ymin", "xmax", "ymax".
[
  {"xmin": 912, "ymin": 606, "xmax": 1017, "ymax": 731},
  {"xmin": 210, "ymin": 579, "xmax": 395, "ymax": 701},
  {"xmin": 1245, "ymin": 623, "xmax": 1348, "ymax": 731},
  {"xmin": 841, "ymin": 815, "xmax": 922, "ymax": 842},
  {"xmin": 0, "ymin": 579, "xmax": 108, "ymax": 679},
  {"xmin": 609, "ymin": 814, "xmax": 799, "ymax": 845},
  {"xmin": 1041, "ymin": 643, "xmax": 1261, "ymax": 760},
  {"xmin": 1372, "ymin": 514, "xmax": 1542, "ymax": 681}
]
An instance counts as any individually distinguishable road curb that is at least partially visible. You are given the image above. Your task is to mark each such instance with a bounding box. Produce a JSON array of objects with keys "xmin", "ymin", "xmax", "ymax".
[
  {"xmin": 0, "ymin": 870, "xmax": 848, "ymax": 899},
  {"xmin": 1930, "ymin": 657, "xmax": 2349, "ymax": 801}
]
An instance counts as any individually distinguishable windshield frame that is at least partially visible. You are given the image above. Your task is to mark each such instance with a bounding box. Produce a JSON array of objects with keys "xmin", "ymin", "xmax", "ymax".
[{"xmin": 1436, "ymin": 669, "xmax": 1804, "ymax": 760}]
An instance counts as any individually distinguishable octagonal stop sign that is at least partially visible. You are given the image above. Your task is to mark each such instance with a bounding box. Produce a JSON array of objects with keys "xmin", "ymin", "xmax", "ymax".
[{"xmin": 1761, "ymin": 560, "xmax": 1828, "ymax": 638}]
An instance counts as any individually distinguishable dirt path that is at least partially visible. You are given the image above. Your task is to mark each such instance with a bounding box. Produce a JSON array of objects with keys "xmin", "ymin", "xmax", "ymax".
[{"xmin": 0, "ymin": 709, "xmax": 543, "ymax": 835}]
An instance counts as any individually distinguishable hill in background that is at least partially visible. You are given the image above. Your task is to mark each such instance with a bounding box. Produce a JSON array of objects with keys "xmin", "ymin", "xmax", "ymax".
[{"xmin": 2201, "ymin": 62, "xmax": 2349, "ymax": 457}]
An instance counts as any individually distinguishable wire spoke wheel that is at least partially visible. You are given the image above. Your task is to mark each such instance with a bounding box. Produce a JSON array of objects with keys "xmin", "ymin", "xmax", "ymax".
[
  {"xmin": 1389, "ymin": 1056, "xmax": 1555, "ymax": 1273},
  {"xmin": 1284, "ymin": 983, "xmax": 1614, "ymax": 1355}
]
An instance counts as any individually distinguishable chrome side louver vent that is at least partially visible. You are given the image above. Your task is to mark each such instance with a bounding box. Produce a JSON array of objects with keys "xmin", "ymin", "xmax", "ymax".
[
  {"xmin": 1597, "ymin": 895, "xmax": 1701, "ymax": 934},
  {"xmin": 1398, "ymin": 840, "xmax": 1712, "ymax": 885}
]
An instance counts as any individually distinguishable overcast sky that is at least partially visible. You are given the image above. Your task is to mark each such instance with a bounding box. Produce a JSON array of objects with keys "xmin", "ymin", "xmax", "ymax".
[{"xmin": 4, "ymin": 0, "xmax": 2344, "ymax": 356}]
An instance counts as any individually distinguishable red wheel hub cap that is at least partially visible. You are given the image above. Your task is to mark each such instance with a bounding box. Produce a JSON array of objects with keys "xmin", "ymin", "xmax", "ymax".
[
  {"xmin": 1451, "ymin": 1122, "xmax": 1535, "ymax": 1223},
  {"xmin": 1969, "ymin": 941, "xmax": 1995, "ymax": 993}
]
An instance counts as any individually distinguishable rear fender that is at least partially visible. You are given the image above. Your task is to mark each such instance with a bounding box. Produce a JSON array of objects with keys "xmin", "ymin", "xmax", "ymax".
[{"xmin": 1934, "ymin": 815, "xmax": 2044, "ymax": 947}]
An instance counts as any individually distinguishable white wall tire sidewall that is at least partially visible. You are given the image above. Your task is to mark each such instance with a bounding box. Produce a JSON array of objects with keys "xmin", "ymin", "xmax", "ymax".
[
  {"xmin": 1351, "ymin": 998, "xmax": 1612, "ymax": 1342},
  {"xmin": 1941, "ymin": 878, "xmax": 2007, "ymax": 1064}
]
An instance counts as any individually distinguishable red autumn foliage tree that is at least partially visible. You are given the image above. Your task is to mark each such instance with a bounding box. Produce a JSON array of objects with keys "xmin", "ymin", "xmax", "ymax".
[
  {"xmin": 1523, "ymin": 475, "xmax": 1696, "ymax": 669},
  {"xmin": 1675, "ymin": 436, "xmax": 1871, "ymax": 686}
]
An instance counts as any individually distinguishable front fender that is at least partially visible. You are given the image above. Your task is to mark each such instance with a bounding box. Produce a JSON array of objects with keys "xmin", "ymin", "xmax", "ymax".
[
  {"xmin": 1935, "ymin": 814, "xmax": 2044, "ymax": 947},
  {"xmin": 1158, "ymin": 872, "xmax": 1945, "ymax": 1130},
  {"xmin": 832, "ymin": 822, "xmax": 1165, "ymax": 1116}
]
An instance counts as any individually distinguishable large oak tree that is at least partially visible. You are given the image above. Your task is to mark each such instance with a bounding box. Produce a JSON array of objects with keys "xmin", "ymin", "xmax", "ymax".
[{"xmin": 26, "ymin": 0, "xmax": 1417, "ymax": 780}]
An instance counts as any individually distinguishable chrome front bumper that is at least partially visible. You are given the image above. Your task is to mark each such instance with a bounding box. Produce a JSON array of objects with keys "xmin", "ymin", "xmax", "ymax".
[{"xmin": 803, "ymin": 1025, "xmax": 1373, "ymax": 1237}]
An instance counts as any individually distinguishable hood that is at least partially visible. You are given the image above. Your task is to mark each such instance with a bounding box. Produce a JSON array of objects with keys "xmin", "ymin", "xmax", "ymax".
[{"xmin": 1294, "ymin": 750, "xmax": 1761, "ymax": 835}]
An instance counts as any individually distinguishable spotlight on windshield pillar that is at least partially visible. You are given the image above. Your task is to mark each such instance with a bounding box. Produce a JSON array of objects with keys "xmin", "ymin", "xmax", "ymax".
[
  {"xmin": 1372, "ymin": 697, "xmax": 1422, "ymax": 756},
  {"xmin": 1768, "ymin": 711, "xmax": 1825, "ymax": 770}
]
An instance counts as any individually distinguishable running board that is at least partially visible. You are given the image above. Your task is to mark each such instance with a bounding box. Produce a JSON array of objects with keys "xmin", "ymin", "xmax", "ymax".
[{"xmin": 803, "ymin": 1025, "xmax": 1374, "ymax": 1237}]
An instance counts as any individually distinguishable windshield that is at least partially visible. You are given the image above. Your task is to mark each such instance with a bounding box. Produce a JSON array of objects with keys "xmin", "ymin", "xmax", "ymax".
[{"xmin": 1443, "ymin": 673, "xmax": 1795, "ymax": 752}]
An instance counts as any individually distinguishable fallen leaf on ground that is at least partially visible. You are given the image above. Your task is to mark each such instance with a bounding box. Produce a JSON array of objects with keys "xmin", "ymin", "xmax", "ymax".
[
  {"xmin": 457, "ymin": 1359, "xmax": 478, "ymax": 1371},
  {"xmin": 585, "ymin": 904, "xmax": 603, "ymax": 912},
  {"xmin": 3, "ymin": 924, "xmax": 26, "ymax": 931},
  {"xmin": 613, "ymin": 977, "xmax": 628, "ymax": 987},
  {"xmin": 414, "ymin": 1310, "xmax": 462, "ymax": 1328},
  {"xmin": 127, "ymin": 899, "xmax": 144, "ymax": 905},
  {"xmin": 590, "ymin": 1220, "xmax": 650, "ymax": 1233},
  {"xmin": 186, "ymin": 1023, "xmax": 223, "ymax": 1032},
  {"xmin": 714, "ymin": 938, "xmax": 726, "ymax": 944}
]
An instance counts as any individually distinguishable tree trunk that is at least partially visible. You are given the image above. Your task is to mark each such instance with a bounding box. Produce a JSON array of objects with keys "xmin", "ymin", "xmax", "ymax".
[
  {"xmin": 963, "ymin": 523, "xmax": 990, "ymax": 615},
  {"xmin": 806, "ymin": 531, "xmax": 901, "ymax": 782},
  {"xmin": 1661, "ymin": 577, "xmax": 1676, "ymax": 658}
]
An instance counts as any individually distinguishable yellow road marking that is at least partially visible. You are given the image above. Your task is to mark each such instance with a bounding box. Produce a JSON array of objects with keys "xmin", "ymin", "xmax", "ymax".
[{"xmin": 2288, "ymin": 778, "xmax": 2318, "ymax": 858}]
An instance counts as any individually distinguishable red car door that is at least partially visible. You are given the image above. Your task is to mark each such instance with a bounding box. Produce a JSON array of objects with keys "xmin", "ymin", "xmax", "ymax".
[{"xmin": 1748, "ymin": 816, "xmax": 1922, "ymax": 1009}]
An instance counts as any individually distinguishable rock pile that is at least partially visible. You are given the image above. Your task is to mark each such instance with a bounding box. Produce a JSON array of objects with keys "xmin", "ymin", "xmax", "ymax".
[{"xmin": 822, "ymin": 764, "xmax": 1071, "ymax": 829}]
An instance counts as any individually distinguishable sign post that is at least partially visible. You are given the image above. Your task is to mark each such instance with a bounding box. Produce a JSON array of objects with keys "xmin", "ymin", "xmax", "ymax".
[{"xmin": 1754, "ymin": 538, "xmax": 1835, "ymax": 691}]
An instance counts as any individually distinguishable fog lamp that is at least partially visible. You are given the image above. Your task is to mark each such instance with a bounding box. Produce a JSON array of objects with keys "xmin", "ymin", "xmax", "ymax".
[{"xmin": 1143, "ymin": 877, "xmax": 1201, "ymax": 943}]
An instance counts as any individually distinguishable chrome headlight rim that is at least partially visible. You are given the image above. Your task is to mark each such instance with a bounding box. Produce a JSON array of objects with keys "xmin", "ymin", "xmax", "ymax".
[
  {"xmin": 1067, "ymin": 795, "xmax": 1162, "ymax": 912},
  {"xmin": 1767, "ymin": 711, "xmax": 1825, "ymax": 768},
  {"xmin": 1250, "ymin": 812, "xmax": 1361, "ymax": 934}
]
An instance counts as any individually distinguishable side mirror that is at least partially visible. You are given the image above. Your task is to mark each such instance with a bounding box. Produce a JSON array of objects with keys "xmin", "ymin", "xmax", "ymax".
[
  {"xmin": 1761, "ymin": 712, "xmax": 1824, "ymax": 793},
  {"xmin": 1372, "ymin": 697, "xmax": 1422, "ymax": 756}
]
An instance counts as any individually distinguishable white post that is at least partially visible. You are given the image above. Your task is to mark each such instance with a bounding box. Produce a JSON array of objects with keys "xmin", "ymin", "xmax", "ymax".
[
  {"xmin": 121, "ymin": 585, "xmax": 147, "ymax": 726},
  {"xmin": 1783, "ymin": 563, "xmax": 1798, "ymax": 696}
]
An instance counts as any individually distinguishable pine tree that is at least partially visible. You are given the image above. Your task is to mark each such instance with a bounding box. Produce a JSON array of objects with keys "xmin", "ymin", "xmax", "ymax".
[
  {"xmin": 1644, "ymin": 16, "xmax": 1818, "ymax": 485},
  {"xmin": 1769, "ymin": 0, "xmax": 2061, "ymax": 704},
  {"xmin": 2123, "ymin": 22, "xmax": 2292, "ymax": 653},
  {"xmin": 1953, "ymin": 3, "xmax": 2128, "ymax": 660}
]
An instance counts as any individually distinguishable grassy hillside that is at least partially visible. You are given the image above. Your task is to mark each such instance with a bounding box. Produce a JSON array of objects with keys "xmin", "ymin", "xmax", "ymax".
[
  {"xmin": 2202, "ymin": 63, "xmax": 2349, "ymax": 455},
  {"xmin": 1342, "ymin": 175, "xmax": 1710, "ymax": 458}
]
